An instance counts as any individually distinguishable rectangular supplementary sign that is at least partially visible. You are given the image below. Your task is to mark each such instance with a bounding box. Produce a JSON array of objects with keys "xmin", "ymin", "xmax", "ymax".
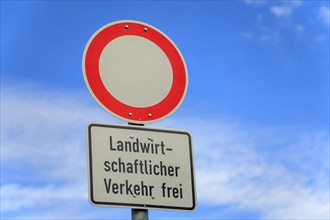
[{"xmin": 87, "ymin": 123, "xmax": 196, "ymax": 211}]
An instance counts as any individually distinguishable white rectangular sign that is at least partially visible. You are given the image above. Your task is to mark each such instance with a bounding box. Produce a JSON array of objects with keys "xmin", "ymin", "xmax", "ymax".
[{"xmin": 87, "ymin": 123, "xmax": 196, "ymax": 211}]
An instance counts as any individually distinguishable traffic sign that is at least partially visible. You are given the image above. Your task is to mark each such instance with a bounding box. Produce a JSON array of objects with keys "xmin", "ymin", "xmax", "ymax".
[
  {"xmin": 82, "ymin": 20, "xmax": 188, "ymax": 124},
  {"xmin": 87, "ymin": 123, "xmax": 196, "ymax": 211}
]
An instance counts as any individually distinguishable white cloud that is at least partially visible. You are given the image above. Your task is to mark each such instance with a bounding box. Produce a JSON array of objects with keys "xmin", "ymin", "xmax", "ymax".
[
  {"xmin": 240, "ymin": 27, "xmax": 282, "ymax": 43},
  {"xmin": 1, "ymin": 184, "xmax": 86, "ymax": 213},
  {"xmin": 320, "ymin": 6, "xmax": 330, "ymax": 26},
  {"xmin": 158, "ymin": 118, "xmax": 329, "ymax": 218},
  {"xmin": 1, "ymin": 84, "xmax": 123, "ymax": 219},
  {"xmin": 1, "ymin": 84, "xmax": 329, "ymax": 219},
  {"xmin": 268, "ymin": 1, "xmax": 302, "ymax": 18},
  {"xmin": 270, "ymin": 6, "xmax": 292, "ymax": 17},
  {"xmin": 194, "ymin": 128, "xmax": 329, "ymax": 219},
  {"xmin": 243, "ymin": 0, "xmax": 305, "ymax": 42},
  {"xmin": 1, "ymin": 85, "xmax": 101, "ymax": 183}
]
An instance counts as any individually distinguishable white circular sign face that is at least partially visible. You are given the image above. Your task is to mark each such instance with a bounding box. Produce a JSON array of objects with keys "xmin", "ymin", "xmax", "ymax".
[
  {"xmin": 99, "ymin": 35, "xmax": 173, "ymax": 108},
  {"xmin": 82, "ymin": 20, "xmax": 188, "ymax": 124}
]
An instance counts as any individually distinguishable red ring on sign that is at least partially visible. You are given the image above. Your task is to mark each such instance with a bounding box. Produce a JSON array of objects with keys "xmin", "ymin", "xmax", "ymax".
[{"xmin": 83, "ymin": 21, "xmax": 187, "ymax": 123}]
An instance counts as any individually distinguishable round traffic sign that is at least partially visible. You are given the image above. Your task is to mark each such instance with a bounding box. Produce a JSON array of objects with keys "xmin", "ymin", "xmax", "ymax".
[{"xmin": 82, "ymin": 20, "xmax": 188, "ymax": 124}]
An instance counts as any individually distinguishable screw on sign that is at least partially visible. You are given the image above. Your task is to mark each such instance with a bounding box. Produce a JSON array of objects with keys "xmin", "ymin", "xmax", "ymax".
[{"xmin": 82, "ymin": 20, "xmax": 188, "ymax": 124}]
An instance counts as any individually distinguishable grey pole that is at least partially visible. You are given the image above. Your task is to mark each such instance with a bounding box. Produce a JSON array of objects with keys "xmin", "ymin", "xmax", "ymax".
[
  {"xmin": 128, "ymin": 122, "xmax": 149, "ymax": 220},
  {"xmin": 132, "ymin": 209, "xmax": 148, "ymax": 220}
]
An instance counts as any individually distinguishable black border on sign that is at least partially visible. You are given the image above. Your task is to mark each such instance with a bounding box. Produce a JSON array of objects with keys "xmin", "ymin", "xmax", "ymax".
[{"xmin": 87, "ymin": 123, "xmax": 196, "ymax": 211}]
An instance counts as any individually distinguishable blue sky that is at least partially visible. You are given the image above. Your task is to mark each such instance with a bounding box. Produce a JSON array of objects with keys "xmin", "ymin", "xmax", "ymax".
[{"xmin": 1, "ymin": 0, "xmax": 329, "ymax": 219}]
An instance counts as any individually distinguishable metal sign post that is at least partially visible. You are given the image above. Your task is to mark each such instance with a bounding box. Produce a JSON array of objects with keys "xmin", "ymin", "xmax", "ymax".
[{"xmin": 132, "ymin": 209, "xmax": 148, "ymax": 220}]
